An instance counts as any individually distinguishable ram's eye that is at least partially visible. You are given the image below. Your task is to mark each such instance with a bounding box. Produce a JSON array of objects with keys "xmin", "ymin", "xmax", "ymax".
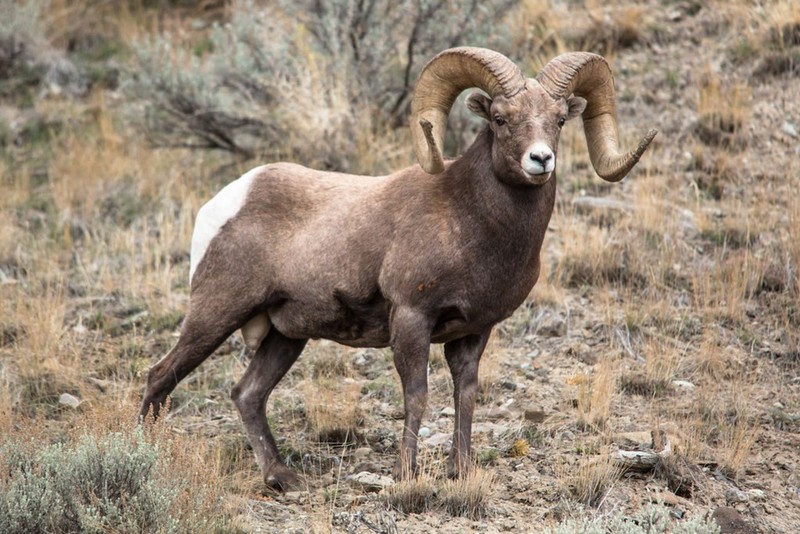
[
  {"xmin": 494, "ymin": 115, "xmax": 506, "ymax": 126},
  {"xmin": 557, "ymin": 117, "xmax": 566, "ymax": 127}
]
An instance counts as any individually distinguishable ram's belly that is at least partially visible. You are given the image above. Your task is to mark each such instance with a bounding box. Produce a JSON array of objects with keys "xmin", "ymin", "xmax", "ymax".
[{"xmin": 267, "ymin": 295, "xmax": 392, "ymax": 348}]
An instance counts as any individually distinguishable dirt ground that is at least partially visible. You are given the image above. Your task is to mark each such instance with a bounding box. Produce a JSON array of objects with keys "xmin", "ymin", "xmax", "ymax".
[
  {"xmin": 2, "ymin": 0, "xmax": 800, "ymax": 532},
  {"xmin": 159, "ymin": 3, "xmax": 800, "ymax": 532}
]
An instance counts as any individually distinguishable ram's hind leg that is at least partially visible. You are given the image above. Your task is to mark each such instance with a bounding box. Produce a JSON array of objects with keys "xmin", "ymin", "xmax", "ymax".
[
  {"xmin": 231, "ymin": 329, "xmax": 307, "ymax": 492},
  {"xmin": 139, "ymin": 295, "xmax": 258, "ymax": 420}
]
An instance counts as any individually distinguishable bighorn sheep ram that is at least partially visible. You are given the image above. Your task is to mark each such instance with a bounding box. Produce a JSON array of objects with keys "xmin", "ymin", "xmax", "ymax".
[{"xmin": 140, "ymin": 47, "xmax": 657, "ymax": 490}]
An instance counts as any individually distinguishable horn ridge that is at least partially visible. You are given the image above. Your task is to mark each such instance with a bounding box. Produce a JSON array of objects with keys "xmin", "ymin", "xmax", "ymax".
[
  {"xmin": 410, "ymin": 47, "xmax": 525, "ymax": 174},
  {"xmin": 537, "ymin": 52, "xmax": 657, "ymax": 182}
]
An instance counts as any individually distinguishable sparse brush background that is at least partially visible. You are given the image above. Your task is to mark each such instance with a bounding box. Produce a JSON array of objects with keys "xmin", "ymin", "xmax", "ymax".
[{"xmin": 1, "ymin": 0, "xmax": 798, "ymax": 532}]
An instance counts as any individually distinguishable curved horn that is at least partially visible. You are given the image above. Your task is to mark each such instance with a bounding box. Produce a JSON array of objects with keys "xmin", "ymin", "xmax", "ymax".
[
  {"xmin": 411, "ymin": 47, "xmax": 525, "ymax": 174},
  {"xmin": 537, "ymin": 52, "xmax": 657, "ymax": 182}
]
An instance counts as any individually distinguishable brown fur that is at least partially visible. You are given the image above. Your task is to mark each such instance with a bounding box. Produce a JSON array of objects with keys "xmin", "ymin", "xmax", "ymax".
[{"xmin": 139, "ymin": 80, "xmax": 616, "ymax": 490}]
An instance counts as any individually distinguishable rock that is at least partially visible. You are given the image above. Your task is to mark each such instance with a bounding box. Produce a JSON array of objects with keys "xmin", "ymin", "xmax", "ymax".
[
  {"xmin": 615, "ymin": 431, "xmax": 653, "ymax": 448},
  {"xmin": 354, "ymin": 348, "xmax": 379, "ymax": 367},
  {"xmin": 425, "ymin": 432, "xmax": 452, "ymax": 447},
  {"xmin": 712, "ymin": 507, "xmax": 758, "ymax": 534},
  {"xmin": 440, "ymin": 407, "xmax": 456, "ymax": 417},
  {"xmin": 418, "ymin": 426, "xmax": 431, "ymax": 438},
  {"xmin": 536, "ymin": 310, "xmax": 567, "ymax": 337},
  {"xmin": 747, "ymin": 488, "xmax": 766, "ymax": 501},
  {"xmin": 671, "ymin": 380, "xmax": 695, "ymax": 390},
  {"xmin": 59, "ymin": 393, "xmax": 81, "ymax": 409},
  {"xmin": 476, "ymin": 406, "xmax": 514, "ymax": 421},
  {"xmin": 782, "ymin": 121, "xmax": 798, "ymax": 138},
  {"xmin": 500, "ymin": 381, "xmax": 517, "ymax": 391},
  {"xmin": 352, "ymin": 447, "xmax": 373, "ymax": 460},
  {"xmin": 652, "ymin": 490, "xmax": 691, "ymax": 507},
  {"xmin": 524, "ymin": 409, "xmax": 547, "ymax": 424},
  {"xmin": 282, "ymin": 491, "xmax": 306, "ymax": 504},
  {"xmin": 348, "ymin": 471, "xmax": 394, "ymax": 492},
  {"xmin": 724, "ymin": 486, "xmax": 749, "ymax": 504},
  {"xmin": 472, "ymin": 422, "xmax": 510, "ymax": 436}
]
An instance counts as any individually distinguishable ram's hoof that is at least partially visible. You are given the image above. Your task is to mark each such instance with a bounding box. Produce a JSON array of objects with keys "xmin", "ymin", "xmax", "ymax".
[
  {"xmin": 263, "ymin": 465, "xmax": 304, "ymax": 493},
  {"xmin": 392, "ymin": 458, "xmax": 419, "ymax": 481}
]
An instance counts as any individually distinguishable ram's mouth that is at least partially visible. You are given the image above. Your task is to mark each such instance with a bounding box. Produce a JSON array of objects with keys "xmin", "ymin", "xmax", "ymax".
[{"xmin": 522, "ymin": 169, "xmax": 553, "ymax": 184}]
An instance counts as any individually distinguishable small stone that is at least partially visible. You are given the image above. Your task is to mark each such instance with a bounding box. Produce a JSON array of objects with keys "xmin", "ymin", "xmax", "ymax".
[
  {"xmin": 348, "ymin": 471, "xmax": 394, "ymax": 492},
  {"xmin": 59, "ymin": 393, "xmax": 81, "ymax": 409},
  {"xmin": 713, "ymin": 507, "xmax": 758, "ymax": 534},
  {"xmin": 440, "ymin": 407, "xmax": 456, "ymax": 417},
  {"xmin": 536, "ymin": 311, "xmax": 567, "ymax": 337},
  {"xmin": 500, "ymin": 381, "xmax": 517, "ymax": 391},
  {"xmin": 352, "ymin": 447, "xmax": 373, "ymax": 460},
  {"xmin": 477, "ymin": 406, "xmax": 513, "ymax": 421},
  {"xmin": 773, "ymin": 401, "xmax": 785, "ymax": 410},
  {"xmin": 523, "ymin": 409, "xmax": 547, "ymax": 424},
  {"xmin": 724, "ymin": 486, "xmax": 748, "ymax": 504},
  {"xmin": 672, "ymin": 380, "xmax": 696, "ymax": 390},
  {"xmin": 473, "ymin": 422, "xmax": 510, "ymax": 435},
  {"xmin": 747, "ymin": 489, "xmax": 766, "ymax": 501},
  {"xmin": 283, "ymin": 491, "xmax": 305, "ymax": 503},
  {"xmin": 425, "ymin": 432, "xmax": 452, "ymax": 447},
  {"xmin": 418, "ymin": 426, "xmax": 431, "ymax": 438},
  {"xmin": 782, "ymin": 121, "xmax": 798, "ymax": 138}
]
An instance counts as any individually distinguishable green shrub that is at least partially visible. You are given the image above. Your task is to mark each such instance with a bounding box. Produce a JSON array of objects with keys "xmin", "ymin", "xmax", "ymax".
[
  {"xmin": 125, "ymin": 0, "xmax": 518, "ymax": 173},
  {"xmin": 544, "ymin": 503, "xmax": 721, "ymax": 534},
  {"xmin": 0, "ymin": 427, "xmax": 232, "ymax": 533}
]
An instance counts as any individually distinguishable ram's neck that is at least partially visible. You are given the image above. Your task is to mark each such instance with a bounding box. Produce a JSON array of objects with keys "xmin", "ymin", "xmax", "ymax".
[{"xmin": 440, "ymin": 127, "xmax": 557, "ymax": 258}]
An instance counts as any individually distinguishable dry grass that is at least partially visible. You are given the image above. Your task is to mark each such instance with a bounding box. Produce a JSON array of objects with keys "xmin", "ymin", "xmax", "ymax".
[
  {"xmin": 439, "ymin": 467, "xmax": 496, "ymax": 519},
  {"xmin": 570, "ymin": 357, "xmax": 616, "ymax": 430},
  {"xmin": 559, "ymin": 454, "xmax": 623, "ymax": 508},
  {"xmin": 383, "ymin": 473, "xmax": 438, "ymax": 515},
  {"xmin": 695, "ymin": 68, "xmax": 752, "ymax": 146},
  {"xmin": 383, "ymin": 457, "xmax": 495, "ymax": 519},
  {"xmin": 2, "ymin": 0, "xmax": 799, "ymax": 531},
  {"xmin": 303, "ymin": 377, "xmax": 362, "ymax": 444}
]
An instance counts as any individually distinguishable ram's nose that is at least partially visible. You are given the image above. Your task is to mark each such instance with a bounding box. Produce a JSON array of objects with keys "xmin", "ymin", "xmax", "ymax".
[
  {"xmin": 521, "ymin": 142, "xmax": 555, "ymax": 177},
  {"xmin": 529, "ymin": 149, "xmax": 552, "ymax": 167}
]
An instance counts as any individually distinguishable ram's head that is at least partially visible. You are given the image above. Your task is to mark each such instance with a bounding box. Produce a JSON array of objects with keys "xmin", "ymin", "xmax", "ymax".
[{"xmin": 410, "ymin": 48, "xmax": 658, "ymax": 186}]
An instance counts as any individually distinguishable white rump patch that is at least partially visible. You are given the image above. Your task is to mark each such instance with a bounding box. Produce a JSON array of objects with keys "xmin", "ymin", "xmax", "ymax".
[{"xmin": 189, "ymin": 166, "xmax": 264, "ymax": 282}]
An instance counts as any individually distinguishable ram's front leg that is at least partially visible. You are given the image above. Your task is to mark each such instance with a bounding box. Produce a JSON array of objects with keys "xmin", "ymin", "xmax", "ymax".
[
  {"xmin": 444, "ymin": 328, "xmax": 492, "ymax": 478},
  {"xmin": 390, "ymin": 307, "xmax": 433, "ymax": 480}
]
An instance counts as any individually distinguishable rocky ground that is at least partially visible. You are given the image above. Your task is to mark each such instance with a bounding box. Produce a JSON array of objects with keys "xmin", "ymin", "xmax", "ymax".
[{"xmin": 2, "ymin": 0, "xmax": 800, "ymax": 532}]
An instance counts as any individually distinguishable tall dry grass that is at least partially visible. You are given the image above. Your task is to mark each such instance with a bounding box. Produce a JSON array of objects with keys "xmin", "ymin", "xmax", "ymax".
[{"xmin": 1, "ymin": 1, "xmax": 797, "ymax": 529}]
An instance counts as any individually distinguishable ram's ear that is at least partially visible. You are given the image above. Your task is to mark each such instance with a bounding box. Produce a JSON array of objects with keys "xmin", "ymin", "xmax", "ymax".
[
  {"xmin": 566, "ymin": 95, "xmax": 587, "ymax": 121},
  {"xmin": 466, "ymin": 92, "xmax": 493, "ymax": 121}
]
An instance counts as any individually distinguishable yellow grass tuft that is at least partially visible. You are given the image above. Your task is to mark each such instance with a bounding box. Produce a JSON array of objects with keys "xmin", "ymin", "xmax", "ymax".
[
  {"xmin": 383, "ymin": 472, "xmax": 439, "ymax": 515},
  {"xmin": 560, "ymin": 453, "xmax": 623, "ymax": 508},
  {"xmin": 696, "ymin": 68, "xmax": 752, "ymax": 146},
  {"xmin": 439, "ymin": 467, "xmax": 496, "ymax": 519},
  {"xmin": 303, "ymin": 377, "xmax": 362, "ymax": 444},
  {"xmin": 570, "ymin": 356, "xmax": 616, "ymax": 430}
]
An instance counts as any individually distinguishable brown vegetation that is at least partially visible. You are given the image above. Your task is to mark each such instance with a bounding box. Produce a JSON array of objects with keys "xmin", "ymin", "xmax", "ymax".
[{"xmin": 1, "ymin": 0, "xmax": 799, "ymax": 532}]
